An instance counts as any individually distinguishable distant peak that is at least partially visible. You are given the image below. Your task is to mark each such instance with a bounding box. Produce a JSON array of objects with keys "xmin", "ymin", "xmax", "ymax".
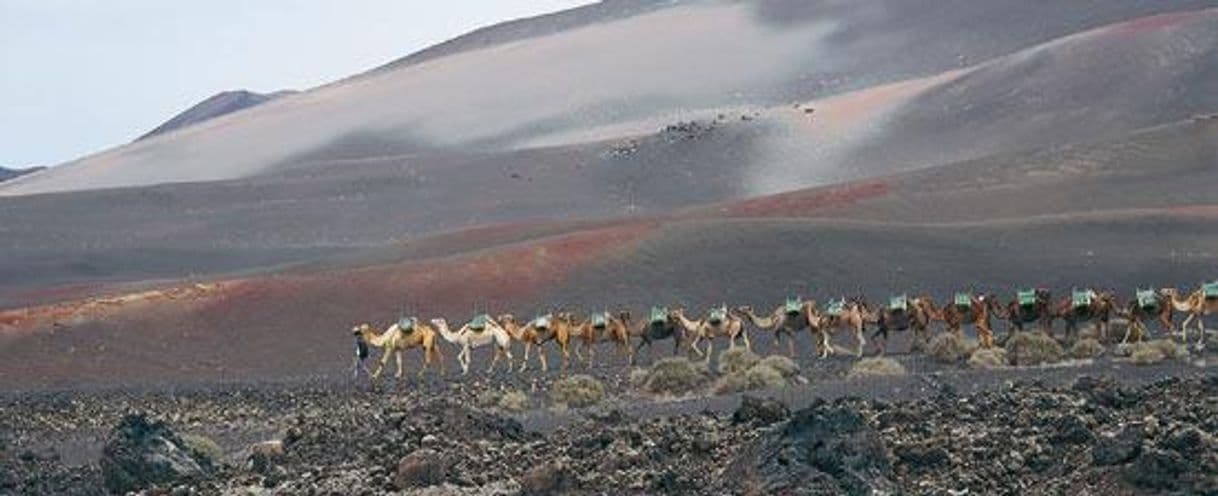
[{"xmin": 137, "ymin": 89, "xmax": 297, "ymax": 141}]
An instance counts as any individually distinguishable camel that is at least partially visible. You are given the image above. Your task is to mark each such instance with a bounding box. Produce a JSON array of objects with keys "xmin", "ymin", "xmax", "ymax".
[
  {"xmin": 624, "ymin": 306, "xmax": 682, "ymax": 365},
  {"xmin": 431, "ymin": 315, "xmax": 513, "ymax": 375},
  {"xmin": 938, "ymin": 292, "xmax": 999, "ymax": 349},
  {"xmin": 502, "ymin": 312, "xmax": 578, "ymax": 372},
  {"xmin": 671, "ymin": 305, "xmax": 749, "ymax": 364},
  {"xmin": 350, "ymin": 318, "xmax": 443, "ymax": 382},
  {"xmin": 1000, "ymin": 288, "xmax": 1055, "ymax": 335},
  {"xmin": 873, "ymin": 295, "xmax": 935, "ymax": 355},
  {"xmin": 1119, "ymin": 288, "xmax": 1176, "ymax": 343},
  {"xmin": 818, "ymin": 297, "xmax": 870, "ymax": 357},
  {"xmin": 734, "ymin": 297, "xmax": 825, "ymax": 357},
  {"xmin": 1053, "ymin": 288, "xmax": 1116, "ymax": 342},
  {"xmin": 572, "ymin": 310, "xmax": 633, "ymax": 367},
  {"xmin": 1163, "ymin": 284, "xmax": 1218, "ymax": 348}
]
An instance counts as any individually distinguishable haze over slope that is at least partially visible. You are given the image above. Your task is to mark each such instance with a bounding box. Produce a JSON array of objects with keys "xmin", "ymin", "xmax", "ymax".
[
  {"xmin": 137, "ymin": 90, "xmax": 296, "ymax": 140},
  {"xmin": 2, "ymin": 0, "xmax": 1214, "ymax": 196}
]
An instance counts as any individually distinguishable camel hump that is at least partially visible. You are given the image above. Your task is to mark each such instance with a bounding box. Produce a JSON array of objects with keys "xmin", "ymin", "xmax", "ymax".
[
  {"xmin": 1204, "ymin": 281, "xmax": 1218, "ymax": 299},
  {"xmin": 470, "ymin": 314, "xmax": 491, "ymax": 331},
  {"xmin": 954, "ymin": 292, "xmax": 972, "ymax": 308},
  {"xmin": 590, "ymin": 312, "xmax": 608, "ymax": 328},
  {"xmin": 397, "ymin": 316, "xmax": 417, "ymax": 333},
  {"xmin": 708, "ymin": 307, "xmax": 727, "ymax": 322}
]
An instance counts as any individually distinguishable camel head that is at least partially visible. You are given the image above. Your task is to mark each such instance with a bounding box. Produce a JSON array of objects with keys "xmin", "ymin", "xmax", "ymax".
[
  {"xmin": 429, "ymin": 318, "xmax": 448, "ymax": 330},
  {"xmin": 497, "ymin": 314, "xmax": 517, "ymax": 326},
  {"xmin": 351, "ymin": 323, "xmax": 373, "ymax": 336}
]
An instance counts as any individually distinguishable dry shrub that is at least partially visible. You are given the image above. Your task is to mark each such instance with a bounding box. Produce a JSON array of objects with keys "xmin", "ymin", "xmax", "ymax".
[
  {"xmin": 1070, "ymin": 338, "xmax": 1104, "ymax": 359},
  {"xmin": 1006, "ymin": 332, "xmax": 1064, "ymax": 366},
  {"xmin": 928, "ymin": 333, "xmax": 975, "ymax": 364},
  {"xmin": 550, "ymin": 375, "xmax": 605, "ymax": 408},
  {"xmin": 180, "ymin": 433, "xmax": 224, "ymax": 467},
  {"xmin": 968, "ymin": 348, "xmax": 1009, "ymax": 370},
  {"xmin": 497, "ymin": 390, "xmax": 529, "ymax": 412},
  {"xmin": 847, "ymin": 357, "xmax": 907, "ymax": 378},
  {"xmin": 638, "ymin": 357, "xmax": 709, "ymax": 396},
  {"xmin": 1130, "ymin": 345, "xmax": 1166, "ymax": 365},
  {"xmin": 714, "ymin": 363, "xmax": 787, "ymax": 395},
  {"xmin": 758, "ymin": 355, "xmax": 800, "ymax": 378},
  {"xmin": 717, "ymin": 348, "xmax": 760, "ymax": 375}
]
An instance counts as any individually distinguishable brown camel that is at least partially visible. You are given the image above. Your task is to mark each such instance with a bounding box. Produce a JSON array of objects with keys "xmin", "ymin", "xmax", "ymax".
[
  {"xmin": 624, "ymin": 306, "xmax": 683, "ymax": 365},
  {"xmin": 1000, "ymin": 288, "xmax": 1055, "ymax": 335},
  {"xmin": 350, "ymin": 318, "xmax": 443, "ymax": 382},
  {"xmin": 671, "ymin": 305, "xmax": 749, "ymax": 364},
  {"xmin": 1163, "ymin": 284, "xmax": 1218, "ymax": 348},
  {"xmin": 572, "ymin": 311, "xmax": 632, "ymax": 367},
  {"xmin": 818, "ymin": 297, "xmax": 869, "ymax": 357},
  {"xmin": 499, "ymin": 312, "xmax": 575, "ymax": 372},
  {"xmin": 1053, "ymin": 288, "xmax": 1117, "ymax": 342},
  {"xmin": 734, "ymin": 297, "xmax": 824, "ymax": 357},
  {"xmin": 1119, "ymin": 288, "xmax": 1176, "ymax": 343},
  {"xmin": 873, "ymin": 295, "xmax": 935, "ymax": 355},
  {"xmin": 938, "ymin": 292, "xmax": 999, "ymax": 349}
]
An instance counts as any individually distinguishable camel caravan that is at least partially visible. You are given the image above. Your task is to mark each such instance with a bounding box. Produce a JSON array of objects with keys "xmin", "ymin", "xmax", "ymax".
[{"xmin": 350, "ymin": 282, "xmax": 1218, "ymax": 382}]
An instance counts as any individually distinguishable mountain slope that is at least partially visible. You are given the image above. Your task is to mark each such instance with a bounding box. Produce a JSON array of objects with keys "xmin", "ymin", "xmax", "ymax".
[
  {"xmin": 2, "ymin": 1, "xmax": 1214, "ymax": 196},
  {"xmin": 137, "ymin": 90, "xmax": 296, "ymax": 140}
]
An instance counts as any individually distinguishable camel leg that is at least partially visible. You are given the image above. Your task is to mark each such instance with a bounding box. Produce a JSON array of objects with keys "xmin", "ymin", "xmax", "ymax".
[
  {"xmin": 1179, "ymin": 314, "xmax": 1195, "ymax": 341},
  {"xmin": 394, "ymin": 351, "xmax": 405, "ymax": 379},
  {"xmin": 855, "ymin": 327, "xmax": 866, "ymax": 358},
  {"xmin": 519, "ymin": 342, "xmax": 532, "ymax": 373},
  {"xmin": 460, "ymin": 346, "xmax": 471, "ymax": 376},
  {"xmin": 704, "ymin": 339, "xmax": 714, "ymax": 365},
  {"xmin": 743, "ymin": 330, "xmax": 753, "ymax": 353},
  {"xmin": 503, "ymin": 346, "xmax": 515, "ymax": 374},
  {"xmin": 786, "ymin": 331, "xmax": 796, "ymax": 358},
  {"xmin": 689, "ymin": 335, "xmax": 705, "ymax": 358},
  {"xmin": 560, "ymin": 342, "xmax": 571, "ymax": 372},
  {"xmin": 1197, "ymin": 313, "xmax": 1208, "ymax": 349}
]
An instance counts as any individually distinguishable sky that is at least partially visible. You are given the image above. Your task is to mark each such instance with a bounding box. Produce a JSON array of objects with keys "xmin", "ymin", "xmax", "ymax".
[{"xmin": 0, "ymin": 0, "xmax": 591, "ymax": 168}]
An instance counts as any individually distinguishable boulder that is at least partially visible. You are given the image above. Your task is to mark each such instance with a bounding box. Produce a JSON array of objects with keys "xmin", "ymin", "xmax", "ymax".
[
  {"xmin": 1092, "ymin": 424, "xmax": 1144, "ymax": 466},
  {"xmin": 720, "ymin": 403, "xmax": 894, "ymax": 495},
  {"xmin": 247, "ymin": 440, "xmax": 285, "ymax": 475},
  {"xmin": 518, "ymin": 461, "xmax": 572, "ymax": 495},
  {"xmin": 101, "ymin": 414, "xmax": 213, "ymax": 494},
  {"xmin": 732, "ymin": 395, "xmax": 790, "ymax": 426},
  {"xmin": 394, "ymin": 449, "xmax": 449, "ymax": 489}
]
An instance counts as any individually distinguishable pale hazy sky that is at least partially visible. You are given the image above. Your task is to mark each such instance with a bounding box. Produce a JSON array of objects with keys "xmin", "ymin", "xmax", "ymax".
[{"xmin": 0, "ymin": 1, "xmax": 591, "ymax": 168}]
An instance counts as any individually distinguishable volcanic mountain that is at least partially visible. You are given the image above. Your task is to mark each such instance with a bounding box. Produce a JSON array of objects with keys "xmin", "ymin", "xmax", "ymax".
[
  {"xmin": 136, "ymin": 89, "xmax": 296, "ymax": 140},
  {"xmin": 1, "ymin": 1, "xmax": 1217, "ymax": 388}
]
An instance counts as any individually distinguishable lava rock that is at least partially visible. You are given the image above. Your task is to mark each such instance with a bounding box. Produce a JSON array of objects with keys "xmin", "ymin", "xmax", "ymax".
[
  {"xmin": 1050, "ymin": 414, "xmax": 1095, "ymax": 445},
  {"xmin": 732, "ymin": 396, "xmax": 790, "ymax": 426},
  {"xmin": 1161, "ymin": 426, "xmax": 1215, "ymax": 456},
  {"xmin": 247, "ymin": 440, "xmax": 285, "ymax": 475},
  {"xmin": 1092, "ymin": 424, "xmax": 1144, "ymax": 466},
  {"xmin": 1126, "ymin": 448, "xmax": 1188, "ymax": 490},
  {"xmin": 519, "ymin": 460, "xmax": 572, "ymax": 495},
  {"xmin": 100, "ymin": 413, "xmax": 213, "ymax": 494},
  {"xmin": 721, "ymin": 403, "xmax": 894, "ymax": 495},
  {"xmin": 394, "ymin": 449, "xmax": 449, "ymax": 489},
  {"xmin": 894, "ymin": 442, "xmax": 950, "ymax": 473}
]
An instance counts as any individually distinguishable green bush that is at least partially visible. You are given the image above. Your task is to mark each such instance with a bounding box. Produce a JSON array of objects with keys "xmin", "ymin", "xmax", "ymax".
[
  {"xmin": 968, "ymin": 348, "xmax": 1009, "ymax": 370},
  {"xmin": 757, "ymin": 355, "xmax": 800, "ymax": 378},
  {"xmin": 928, "ymin": 333, "xmax": 976, "ymax": 364},
  {"xmin": 639, "ymin": 357, "xmax": 709, "ymax": 396},
  {"xmin": 717, "ymin": 348, "xmax": 760, "ymax": 375},
  {"xmin": 1070, "ymin": 338, "xmax": 1104, "ymax": 359}
]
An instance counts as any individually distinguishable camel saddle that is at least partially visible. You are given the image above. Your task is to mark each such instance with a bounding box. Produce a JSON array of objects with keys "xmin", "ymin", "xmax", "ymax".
[
  {"xmin": 397, "ymin": 316, "xmax": 417, "ymax": 333},
  {"xmin": 533, "ymin": 314, "xmax": 552, "ymax": 330},
  {"xmin": 470, "ymin": 314, "xmax": 491, "ymax": 332},
  {"xmin": 784, "ymin": 297, "xmax": 802, "ymax": 316},
  {"xmin": 1072, "ymin": 289, "xmax": 1093, "ymax": 309},
  {"xmin": 708, "ymin": 307, "xmax": 727, "ymax": 324},
  {"xmin": 889, "ymin": 295, "xmax": 908, "ymax": 312},
  {"xmin": 1136, "ymin": 289, "xmax": 1158, "ymax": 310},
  {"xmin": 1017, "ymin": 290, "xmax": 1037, "ymax": 308},
  {"xmin": 650, "ymin": 306, "xmax": 669, "ymax": 325},
  {"xmin": 954, "ymin": 292, "xmax": 972, "ymax": 309},
  {"xmin": 1205, "ymin": 282, "xmax": 1218, "ymax": 300},
  {"xmin": 591, "ymin": 312, "xmax": 608, "ymax": 329},
  {"xmin": 826, "ymin": 299, "xmax": 845, "ymax": 317}
]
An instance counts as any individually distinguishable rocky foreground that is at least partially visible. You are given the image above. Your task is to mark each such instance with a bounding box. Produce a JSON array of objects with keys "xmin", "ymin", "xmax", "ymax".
[{"xmin": 2, "ymin": 367, "xmax": 1217, "ymax": 495}]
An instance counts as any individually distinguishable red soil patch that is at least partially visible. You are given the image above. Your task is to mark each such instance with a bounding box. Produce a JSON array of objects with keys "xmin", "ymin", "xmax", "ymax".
[
  {"xmin": 0, "ymin": 284, "xmax": 222, "ymax": 337},
  {"xmin": 1166, "ymin": 204, "xmax": 1218, "ymax": 217},
  {"xmin": 1108, "ymin": 10, "xmax": 1208, "ymax": 36},
  {"xmin": 707, "ymin": 180, "xmax": 890, "ymax": 218}
]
